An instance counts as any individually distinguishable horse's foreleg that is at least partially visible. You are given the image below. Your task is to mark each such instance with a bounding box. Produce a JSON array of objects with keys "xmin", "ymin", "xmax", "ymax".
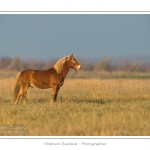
[{"xmin": 51, "ymin": 85, "xmax": 60, "ymax": 104}]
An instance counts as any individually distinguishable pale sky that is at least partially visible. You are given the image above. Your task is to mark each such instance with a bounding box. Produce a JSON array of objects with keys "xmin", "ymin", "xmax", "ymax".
[{"xmin": 0, "ymin": 14, "xmax": 150, "ymax": 60}]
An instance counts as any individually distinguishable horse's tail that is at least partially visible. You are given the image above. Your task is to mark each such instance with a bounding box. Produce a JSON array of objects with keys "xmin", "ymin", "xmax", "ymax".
[{"xmin": 13, "ymin": 72, "xmax": 21, "ymax": 102}]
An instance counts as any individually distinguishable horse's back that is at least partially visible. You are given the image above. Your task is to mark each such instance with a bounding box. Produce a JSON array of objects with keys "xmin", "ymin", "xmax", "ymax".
[{"xmin": 20, "ymin": 69, "xmax": 34, "ymax": 77}]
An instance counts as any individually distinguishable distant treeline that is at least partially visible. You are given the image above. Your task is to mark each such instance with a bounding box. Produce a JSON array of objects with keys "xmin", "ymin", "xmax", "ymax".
[{"xmin": 0, "ymin": 56, "xmax": 150, "ymax": 72}]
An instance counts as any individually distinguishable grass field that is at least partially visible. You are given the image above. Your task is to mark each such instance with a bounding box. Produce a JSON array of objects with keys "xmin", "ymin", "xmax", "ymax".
[{"xmin": 0, "ymin": 71, "xmax": 150, "ymax": 136}]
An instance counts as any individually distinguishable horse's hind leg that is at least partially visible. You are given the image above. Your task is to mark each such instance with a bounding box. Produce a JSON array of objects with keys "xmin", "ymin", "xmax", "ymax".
[
  {"xmin": 14, "ymin": 84, "xmax": 29, "ymax": 105},
  {"xmin": 21, "ymin": 84, "xmax": 29, "ymax": 105},
  {"xmin": 22, "ymin": 89, "xmax": 28, "ymax": 105},
  {"xmin": 14, "ymin": 89, "xmax": 23, "ymax": 105}
]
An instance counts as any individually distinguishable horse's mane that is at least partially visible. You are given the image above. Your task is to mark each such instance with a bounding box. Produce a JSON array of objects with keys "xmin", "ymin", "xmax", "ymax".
[{"xmin": 54, "ymin": 55, "xmax": 69, "ymax": 74}]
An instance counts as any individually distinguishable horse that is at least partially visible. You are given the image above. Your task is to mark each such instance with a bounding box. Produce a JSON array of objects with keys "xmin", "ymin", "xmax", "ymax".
[{"xmin": 13, "ymin": 54, "xmax": 81, "ymax": 105}]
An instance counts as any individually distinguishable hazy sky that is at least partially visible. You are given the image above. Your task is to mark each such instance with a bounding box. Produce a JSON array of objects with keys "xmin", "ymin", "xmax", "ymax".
[{"xmin": 0, "ymin": 14, "xmax": 150, "ymax": 60}]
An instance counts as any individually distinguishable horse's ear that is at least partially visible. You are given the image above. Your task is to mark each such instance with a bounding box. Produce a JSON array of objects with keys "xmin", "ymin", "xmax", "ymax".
[
  {"xmin": 70, "ymin": 54, "xmax": 73, "ymax": 59},
  {"xmin": 66, "ymin": 54, "xmax": 73, "ymax": 61}
]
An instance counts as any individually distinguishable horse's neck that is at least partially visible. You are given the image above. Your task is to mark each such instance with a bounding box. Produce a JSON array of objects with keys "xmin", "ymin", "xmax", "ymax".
[{"xmin": 60, "ymin": 62, "xmax": 70, "ymax": 78}]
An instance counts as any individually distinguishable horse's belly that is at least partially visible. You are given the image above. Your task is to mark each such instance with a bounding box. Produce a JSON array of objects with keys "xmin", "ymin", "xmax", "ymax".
[
  {"xmin": 30, "ymin": 83, "xmax": 38, "ymax": 88},
  {"xmin": 30, "ymin": 82, "xmax": 51, "ymax": 89}
]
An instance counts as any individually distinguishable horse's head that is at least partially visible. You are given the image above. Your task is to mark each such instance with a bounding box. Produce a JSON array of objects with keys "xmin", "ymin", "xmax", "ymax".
[{"xmin": 66, "ymin": 54, "xmax": 81, "ymax": 71}]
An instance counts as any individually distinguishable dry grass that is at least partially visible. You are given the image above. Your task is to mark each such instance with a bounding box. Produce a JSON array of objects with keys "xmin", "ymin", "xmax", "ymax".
[{"xmin": 0, "ymin": 76, "xmax": 150, "ymax": 136}]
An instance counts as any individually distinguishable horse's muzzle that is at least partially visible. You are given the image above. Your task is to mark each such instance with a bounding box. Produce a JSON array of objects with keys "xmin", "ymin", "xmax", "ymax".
[{"xmin": 77, "ymin": 65, "xmax": 81, "ymax": 70}]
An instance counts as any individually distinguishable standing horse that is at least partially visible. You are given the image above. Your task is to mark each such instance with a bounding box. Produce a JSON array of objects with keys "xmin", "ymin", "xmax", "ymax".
[{"xmin": 13, "ymin": 54, "xmax": 81, "ymax": 105}]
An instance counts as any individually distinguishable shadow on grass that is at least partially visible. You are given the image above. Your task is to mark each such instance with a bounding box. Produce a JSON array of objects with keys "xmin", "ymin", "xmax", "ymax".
[
  {"xmin": 31, "ymin": 98, "xmax": 47, "ymax": 103},
  {"xmin": 71, "ymin": 99, "xmax": 112, "ymax": 104}
]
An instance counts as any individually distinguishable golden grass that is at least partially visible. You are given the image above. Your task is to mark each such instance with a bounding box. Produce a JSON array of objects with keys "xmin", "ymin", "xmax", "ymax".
[{"xmin": 0, "ymin": 77, "xmax": 150, "ymax": 136}]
